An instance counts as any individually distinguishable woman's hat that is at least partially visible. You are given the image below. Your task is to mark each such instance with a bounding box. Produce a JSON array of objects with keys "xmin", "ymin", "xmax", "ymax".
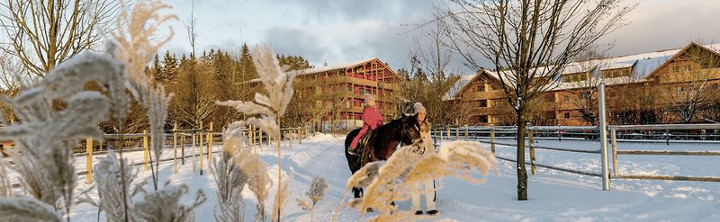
[{"xmin": 413, "ymin": 102, "xmax": 426, "ymax": 115}]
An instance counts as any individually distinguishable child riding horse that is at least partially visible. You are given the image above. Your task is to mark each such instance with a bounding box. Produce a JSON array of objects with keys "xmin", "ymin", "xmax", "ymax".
[{"xmin": 348, "ymin": 94, "xmax": 383, "ymax": 156}]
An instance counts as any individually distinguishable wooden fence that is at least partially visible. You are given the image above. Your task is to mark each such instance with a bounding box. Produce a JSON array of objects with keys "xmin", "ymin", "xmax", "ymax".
[
  {"xmin": 431, "ymin": 123, "xmax": 720, "ymax": 189},
  {"xmin": 2, "ymin": 123, "xmax": 312, "ymax": 184}
]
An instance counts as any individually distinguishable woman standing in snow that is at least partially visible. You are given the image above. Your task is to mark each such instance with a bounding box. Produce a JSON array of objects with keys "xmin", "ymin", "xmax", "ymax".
[
  {"xmin": 348, "ymin": 94, "xmax": 384, "ymax": 156},
  {"xmin": 411, "ymin": 102, "xmax": 438, "ymax": 215}
]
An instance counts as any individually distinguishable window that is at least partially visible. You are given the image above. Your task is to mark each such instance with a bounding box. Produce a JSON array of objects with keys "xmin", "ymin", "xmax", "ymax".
[
  {"xmin": 684, "ymin": 65, "xmax": 692, "ymax": 72},
  {"xmin": 479, "ymin": 100, "xmax": 488, "ymax": 107},
  {"xmin": 622, "ymin": 69, "xmax": 631, "ymax": 77},
  {"xmin": 479, "ymin": 115, "xmax": 489, "ymax": 123},
  {"xmin": 672, "ymin": 67, "xmax": 679, "ymax": 73},
  {"xmin": 562, "ymin": 95, "xmax": 570, "ymax": 102},
  {"xmin": 564, "ymin": 112, "xmax": 571, "ymax": 119},
  {"xmin": 477, "ymin": 84, "xmax": 486, "ymax": 92},
  {"xmin": 701, "ymin": 62, "xmax": 711, "ymax": 69}
]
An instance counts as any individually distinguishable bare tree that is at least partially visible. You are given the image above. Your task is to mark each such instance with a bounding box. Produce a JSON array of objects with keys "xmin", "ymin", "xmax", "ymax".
[
  {"xmin": 172, "ymin": 0, "xmax": 215, "ymax": 128},
  {"xmin": 442, "ymin": 0, "xmax": 634, "ymax": 200},
  {"xmin": 184, "ymin": 0, "xmax": 197, "ymax": 59},
  {"xmin": 0, "ymin": 51, "xmax": 23, "ymax": 123},
  {"xmin": 0, "ymin": 0, "xmax": 119, "ymax": 76},
  {"xmin": 411, "ymin": 22, "xmax": 460, "ymax": 126}
]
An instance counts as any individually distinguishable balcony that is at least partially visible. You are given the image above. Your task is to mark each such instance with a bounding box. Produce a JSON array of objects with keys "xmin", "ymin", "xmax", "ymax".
[
  {"xmin": 463, "ymin": 90, "xmax": 507, "ymax": 100},
  {"xmin": 379, "ymin": 82, "xmax": 399, "ymax": 91}
]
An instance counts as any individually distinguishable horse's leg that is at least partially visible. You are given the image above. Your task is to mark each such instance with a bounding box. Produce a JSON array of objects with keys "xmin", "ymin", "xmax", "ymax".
[{"xmin": 352, "ymin": 187, "xmax": 361, "ymax": 198}]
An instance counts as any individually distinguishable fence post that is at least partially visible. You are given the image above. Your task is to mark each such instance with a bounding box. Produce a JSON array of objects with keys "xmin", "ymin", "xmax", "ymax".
[
  {"xmin": 208, "ymin": 122, "xmax": 213, "ymax": 169},
  {"xmin": 456, "ymin": 127, "xmax": 460, "ymax": 140},
  {"xmin": 598, "ymin": 83, "xmax": 610, "ymax": 191},
  {"xmin": 665, "ymin": 129, "xmax": 670, "ymax": 146},
  {"xmin": 86, "ymin": 138, "xmax": 93, "ymax": 184},
  {"xmin": 199, "ymin": 122, "xmax": 204, "ymax": 175},
  {"xmin": 611, "ymin": 128, "xmax": 618, "ymax": 176},
  {"xmin": 528, "ymin": 123, "xmax": 536, "ymax": 175},
  {"xmin": 143, "ymin": 130, "xmax": 149, "ymax": 172},
  {"xmin": 249, "ymin": 127, "xmax": 255, "ymax": 151},
  {"xmin": 173, "ymin": 122, "xmax": 177, "ymax": 174},
  {"xmin": 191, "ymin": 131, "xmax": 196, "ymax": 173},
  {"xmin": 181, "ymin": 131, "xmax": 186, "ymax": 165},
  {"xmin": 447, "ymin": 128, "xmax": 451, "ymax": 140},
  {"xmin": 465, "ymin": 126, "xmax": 469, "ymax": 140},
  {"xmin": 490, "ymin": 124, "xmax": 496, "ymax": 154},
  {"xmin": 559, "ymin": 131, "xmax": 562, "ymax": 142}
]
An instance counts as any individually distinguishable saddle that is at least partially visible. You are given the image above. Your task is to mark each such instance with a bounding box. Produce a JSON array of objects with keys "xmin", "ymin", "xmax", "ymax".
[{"xmin": 355, "ymin": 129, "xmax": 373, "ymax": 155}]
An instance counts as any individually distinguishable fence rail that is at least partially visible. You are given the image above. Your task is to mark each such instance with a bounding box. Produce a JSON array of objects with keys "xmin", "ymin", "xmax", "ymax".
[
  {"xmin": 432, "ymin": 123, "xmax": 720, "ymax": 188},
  {"xmin": 2, "ymin": 122, "xmax": 312, "ymax": 184}
]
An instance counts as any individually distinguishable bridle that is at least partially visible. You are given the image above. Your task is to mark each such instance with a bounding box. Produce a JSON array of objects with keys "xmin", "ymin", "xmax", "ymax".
[{"xmin": 400, "ymin": 120, "xmax": 421, "ymax": 145}]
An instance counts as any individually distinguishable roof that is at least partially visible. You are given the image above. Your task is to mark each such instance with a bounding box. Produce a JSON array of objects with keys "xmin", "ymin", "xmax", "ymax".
[
  {"xmin": 287, "ymin": 58, "xmax": 378, "ymax": 76},
  {"xmin": 443, "ymin": 43, "xmax": 715, "ymax": 100},
  {"xmin": 443, "ymin": 74, "xmax": 477, "ymax": 101},
  {"xmin": 242, "ymin": 57, "xmax": 398, "ymax": 84}
]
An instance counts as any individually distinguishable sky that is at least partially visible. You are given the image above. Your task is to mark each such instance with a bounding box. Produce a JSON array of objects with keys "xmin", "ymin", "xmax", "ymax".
[{"xmin": 159, "ymin": 0, "xmax": 720, "ymax": 74}]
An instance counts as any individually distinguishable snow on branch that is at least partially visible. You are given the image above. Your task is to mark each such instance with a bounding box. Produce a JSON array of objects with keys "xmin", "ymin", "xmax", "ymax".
[
  {"xmin": 0, "ymin": 197, "xmax": 62, "ymax": 222},
  {"xmin": 92, "ymin": 151, "xmax": 140, "ymax": 222},
  {"xmin": 0, "ymin": 51, "xmax": 120, "ymax": 219}
]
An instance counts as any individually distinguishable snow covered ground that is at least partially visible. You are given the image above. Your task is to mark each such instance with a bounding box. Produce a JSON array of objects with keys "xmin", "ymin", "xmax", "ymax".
[{"xmin": 67, "ymin": 134, "xmax": 720, "ymax": 221}]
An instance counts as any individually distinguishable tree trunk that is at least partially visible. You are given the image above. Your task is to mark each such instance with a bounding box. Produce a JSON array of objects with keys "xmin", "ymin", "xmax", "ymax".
[{"xmin": 516, "ymin": 115, "xmax": 528, "ymax": 200}]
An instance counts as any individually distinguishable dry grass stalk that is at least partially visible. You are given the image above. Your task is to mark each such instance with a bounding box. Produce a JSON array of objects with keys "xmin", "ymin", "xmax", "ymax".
[
  {"xmin": 0, "ymin": 52, "xmax": 121, "ymax": 221},
  {"xmin": 297, "ymin": 176, "xmax": 329, "ymax": 222},
  {"xmin": 0, "ymin": 158, "xmax": 11, "ymax": 198},
  {"xmin": 92, "ymin": 150, "xmax": 139, "ymax": 222},
  {"xmin": 213, "ymin": 135, "xmax": 250, "ymax": 222},
  {"xmin": 221, "ymin": 129, "xmax": 272, "ymax": 221},
  {"xmin": 271, "ymin": 174, "xmax": 292, "ymax": 221},
  {"xmin": 217, "ymin": 44, "xmax": 297, "ymax": 221},
  {"xmin": 110, "ymin": 0, "xmax": 177, "ymax": 190},
  {"xmin": 0, "ymin": 197, "xmax": 62, "ymax": 222},
  {"xmin": 342, "ymin": 141, "xmax": 497, "ymax": 222}
]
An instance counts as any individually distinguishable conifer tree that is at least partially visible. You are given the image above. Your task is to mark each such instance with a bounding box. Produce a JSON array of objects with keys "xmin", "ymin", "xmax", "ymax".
[{"xmin": 162, "ymin": 51, "xmax": 179, "ymax": 83}]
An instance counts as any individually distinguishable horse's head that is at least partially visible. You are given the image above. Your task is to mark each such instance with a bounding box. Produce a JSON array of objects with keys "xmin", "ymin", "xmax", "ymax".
[{"xmin": 399, "ymin": 113, "xmax": 422, "ymax": 145}]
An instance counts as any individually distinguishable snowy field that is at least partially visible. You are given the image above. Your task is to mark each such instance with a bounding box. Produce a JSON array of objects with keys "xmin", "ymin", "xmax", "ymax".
[{"xmin": 66, "ymin": 134, "xmax": 720, "ymax": 221}]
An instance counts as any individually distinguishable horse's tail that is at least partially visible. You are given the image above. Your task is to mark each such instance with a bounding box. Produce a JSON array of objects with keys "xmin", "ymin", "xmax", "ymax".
[
  {"xmin": 345, "ymin": 128, "xmax": 362, "ymax": 173},
  {"xmin": 345, "ymin": 129, "xmax": 360, "ymax": 152}
]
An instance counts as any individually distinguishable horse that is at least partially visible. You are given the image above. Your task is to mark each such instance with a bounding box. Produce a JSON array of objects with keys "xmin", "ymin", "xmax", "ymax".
[{"xmin": 344, "ymin": 114, "xmax": 422, "ymax": 199}]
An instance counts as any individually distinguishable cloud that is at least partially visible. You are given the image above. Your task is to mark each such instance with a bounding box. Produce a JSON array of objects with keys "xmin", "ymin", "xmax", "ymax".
[
  {"xmin": 282, "ymin": 0, "xmax": 437, "ymax": 22},
  {"xmin": 599, "ymin": 0, "xmax": 720, "ymax": 57},
  {"xmin": 263, "ymin": 27, "xmax": 331, "ymax": 63},
  {"xmin": 158, "ymin": 0, "xmax": 720, "ymax": 74}
]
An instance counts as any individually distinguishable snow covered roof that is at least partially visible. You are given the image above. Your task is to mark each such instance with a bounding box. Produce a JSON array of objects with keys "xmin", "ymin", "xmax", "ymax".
[
  {"xmin": 554, "ymin": 76, "xmax": 646, "ymax": 91},
  {"xmin": 287, "ymin": 58, "xmax": 379, "ymax": 76},
  {"xmin": 443, "ymin": 74, "xmax": 477, "ymax": 101},
  {"xmin": 702, "ymin": 43, "xmax": 720, "ymax": 53},
  {"xmin": 241, "ymin": 57, "xmax": 393, "ymax": 85}
]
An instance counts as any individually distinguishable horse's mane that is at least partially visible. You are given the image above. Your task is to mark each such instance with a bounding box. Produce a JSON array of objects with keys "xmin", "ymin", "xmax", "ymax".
[
  {"xmin": 372, "ymin": 115, "xmax": 417, "ymax": 145},
  {"xmin": 374, "ymin": 116, "xmax": 405, "ymax": 136}
]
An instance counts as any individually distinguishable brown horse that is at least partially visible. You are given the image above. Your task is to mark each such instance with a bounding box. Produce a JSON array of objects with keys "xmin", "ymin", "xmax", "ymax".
[{"xmin": 344, "ymin": 114, "xmax": 422, "ymax": 198}]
